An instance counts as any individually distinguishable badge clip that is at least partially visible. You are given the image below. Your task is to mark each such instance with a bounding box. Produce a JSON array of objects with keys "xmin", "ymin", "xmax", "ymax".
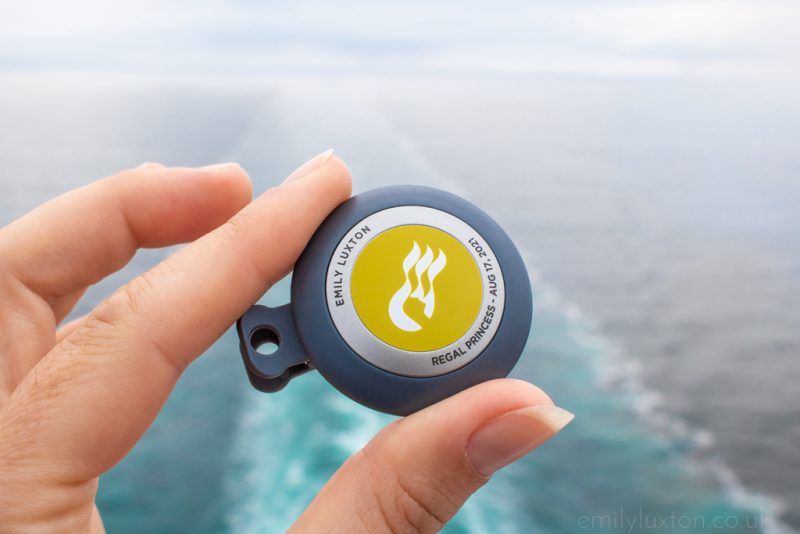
[{"xmin": 237, "ymin": 303, "xmax": 312, "ymax": 392}]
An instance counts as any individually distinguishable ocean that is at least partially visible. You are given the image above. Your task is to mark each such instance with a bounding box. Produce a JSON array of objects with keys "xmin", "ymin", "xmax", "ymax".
[{"xmin": 0, "ymin": 74, "xmax": 798, "ymax": 533}]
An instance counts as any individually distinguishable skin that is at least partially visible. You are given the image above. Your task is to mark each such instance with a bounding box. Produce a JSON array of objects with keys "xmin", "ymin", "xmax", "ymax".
[{"xmin": 0, "ymin": 157, "xmax": 559, "ymax": 533}]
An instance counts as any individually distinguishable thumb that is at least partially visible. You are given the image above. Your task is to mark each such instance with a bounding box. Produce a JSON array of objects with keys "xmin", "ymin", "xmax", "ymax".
[{"xmin": 290, "ymin": 379, "xmax": 574, "ymax": 534}]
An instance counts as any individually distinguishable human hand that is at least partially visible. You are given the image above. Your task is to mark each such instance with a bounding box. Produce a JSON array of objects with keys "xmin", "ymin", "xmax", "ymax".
[{"xmin": 0, "ymin": 152, "xmax": 573, "ymax": 533}]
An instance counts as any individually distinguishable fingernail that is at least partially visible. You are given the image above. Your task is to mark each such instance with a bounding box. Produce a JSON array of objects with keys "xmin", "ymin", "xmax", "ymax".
[
  {"xmin": 283, "ymin": 149, "xmax": 335, "ymax": 184},
  {"xmin": 466, "ymin": 405, "xmax": 574, "ymax": 477},
  {"xmin": 198, "ymin": 162, "xmax": 242, "ymax": 172}
]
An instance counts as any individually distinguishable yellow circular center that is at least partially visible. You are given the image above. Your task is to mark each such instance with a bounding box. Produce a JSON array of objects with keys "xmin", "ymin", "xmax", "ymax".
[{"xmin": 351, "ymin": 225, "xmax": 482, "ymax": 352}]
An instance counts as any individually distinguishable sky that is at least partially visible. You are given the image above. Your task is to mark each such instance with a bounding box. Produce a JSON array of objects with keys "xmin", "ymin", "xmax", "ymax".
[{"xmin": 1, "ymin": 0, "xmax": 799, "ymax": 80}]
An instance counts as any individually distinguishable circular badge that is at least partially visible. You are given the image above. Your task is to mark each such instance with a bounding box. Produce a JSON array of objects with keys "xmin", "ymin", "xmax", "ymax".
[
  {"xmin": 236, "ymin": 185, "xmax": 532, "ymax": 415},
  {"xmin": 325, "ymin": 207, "xmax": 505, "ymax": 377}
]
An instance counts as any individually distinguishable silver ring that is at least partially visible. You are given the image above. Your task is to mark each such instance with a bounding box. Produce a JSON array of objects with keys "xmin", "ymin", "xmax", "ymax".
[{"xmin": 325, "ymin": 206, "xmax": 506, "ymax": 377}]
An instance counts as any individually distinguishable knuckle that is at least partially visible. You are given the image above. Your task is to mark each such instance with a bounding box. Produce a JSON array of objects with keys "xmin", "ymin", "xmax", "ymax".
[
  {"xmin": 67, "ymin": 281, "xmax": 145, "ymax": 356},
  {"xmin": 57, "ymin": 269, "xmax": 179, "ymax": 371},
  {"xmin": 392, "ymin": 477, "xmax": 447, "ymax": 534},
  {"xmin": 360, "ymin": 439, "xmax": 455, "ymax": 534},
  {"xmin": 92, "ymin": 273, "xmax": 151, "ymax": 329},
  {"xmin": 222, "ymin": 207, "xmax": 254, "ymax": 238},
  {"xmin": 120, "ymin": 162, "xmax": 166, "ymax": 178},
  {"xmin": 217, "ymin": 209, "xmax": 277, "ymax": 288},
  {"xmin": 138, "ymin": 161, "xmax": 166, "ymax": 171},
  {"xmin": 214, "ymin": 210, "xmax": 255, "ymax": 259},
  {"xmin": 223, "ymin": 185, "xmax": 283, "ymax": 237}
]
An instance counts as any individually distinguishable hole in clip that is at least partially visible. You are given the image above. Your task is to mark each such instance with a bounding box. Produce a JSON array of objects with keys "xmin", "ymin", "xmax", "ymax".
[{"xmin": 250, "ymin": 327, "xmax": 280, "ymax": 356}]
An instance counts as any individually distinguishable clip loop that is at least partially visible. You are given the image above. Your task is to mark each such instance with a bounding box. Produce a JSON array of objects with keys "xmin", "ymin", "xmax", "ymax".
[{"xmin": 236, "ymin": 304, "xmax": 312, "ymax": 392}]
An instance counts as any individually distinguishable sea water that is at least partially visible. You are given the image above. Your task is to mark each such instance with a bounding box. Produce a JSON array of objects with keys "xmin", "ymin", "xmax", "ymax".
[{"xmin": 0, "ymin": 75, "xmax": 797, "ymax": 533}]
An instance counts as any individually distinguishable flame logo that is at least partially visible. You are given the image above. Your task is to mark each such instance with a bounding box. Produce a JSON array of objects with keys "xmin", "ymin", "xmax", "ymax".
[{"xmin": 388, "ymin": 242, "xmax": 447, "ymax": 331}]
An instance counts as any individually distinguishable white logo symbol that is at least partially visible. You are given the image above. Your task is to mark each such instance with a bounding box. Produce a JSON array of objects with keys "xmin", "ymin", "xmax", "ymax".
[{"xmin": 388, "ymin": 242, "xmax": 447, "ymax": 332}]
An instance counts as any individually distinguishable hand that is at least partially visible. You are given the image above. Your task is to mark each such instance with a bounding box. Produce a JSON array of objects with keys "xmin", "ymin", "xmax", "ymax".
[{"xmin": 0, "ymin": 152, "xmax": 573, "ymax": 533}]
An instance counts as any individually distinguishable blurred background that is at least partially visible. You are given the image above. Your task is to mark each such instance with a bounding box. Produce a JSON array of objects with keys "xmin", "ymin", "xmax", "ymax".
[{"xmin": 1, "ymin": 1, "xmax": 799, "ymax": 532}]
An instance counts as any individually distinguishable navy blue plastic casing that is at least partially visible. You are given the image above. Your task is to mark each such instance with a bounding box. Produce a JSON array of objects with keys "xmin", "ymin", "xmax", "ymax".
[{"xmin": 237, "ymin": 186, "xmax": 533, "ymax": 416}]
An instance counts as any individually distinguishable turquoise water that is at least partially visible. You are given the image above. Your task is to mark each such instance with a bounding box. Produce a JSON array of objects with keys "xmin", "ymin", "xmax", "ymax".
[
  {"xmin": 93, "ymin": 281, "xmax": 775, "ymax": 533},
  {"xmin": 1, "ymin": 75, "xmax": 797, "ymax": 532}
]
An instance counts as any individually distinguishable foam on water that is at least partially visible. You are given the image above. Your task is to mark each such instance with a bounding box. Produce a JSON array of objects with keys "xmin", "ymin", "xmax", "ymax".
[
  {"xmin": 215, "ymin": 268, "xmax": 793, "ymax": 533},
  {"xmin": 531, "ymin": 271, "xmax": 795, "ymax": 534}
]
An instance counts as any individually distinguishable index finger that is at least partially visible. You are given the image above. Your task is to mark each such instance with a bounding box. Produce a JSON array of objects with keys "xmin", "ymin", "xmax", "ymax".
[
  {"xmin": 0, "ymin": 163, "xmax": 253, "ymax": 312},
  {"xmin": 0, "ymin": 154, "xmax": 352, "ymax": 484}
]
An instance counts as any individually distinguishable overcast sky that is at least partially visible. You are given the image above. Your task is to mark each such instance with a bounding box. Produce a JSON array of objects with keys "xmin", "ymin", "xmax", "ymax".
[{"xmin": 1, "ymin": 1, "xmax": 798, "ymax": 80}]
